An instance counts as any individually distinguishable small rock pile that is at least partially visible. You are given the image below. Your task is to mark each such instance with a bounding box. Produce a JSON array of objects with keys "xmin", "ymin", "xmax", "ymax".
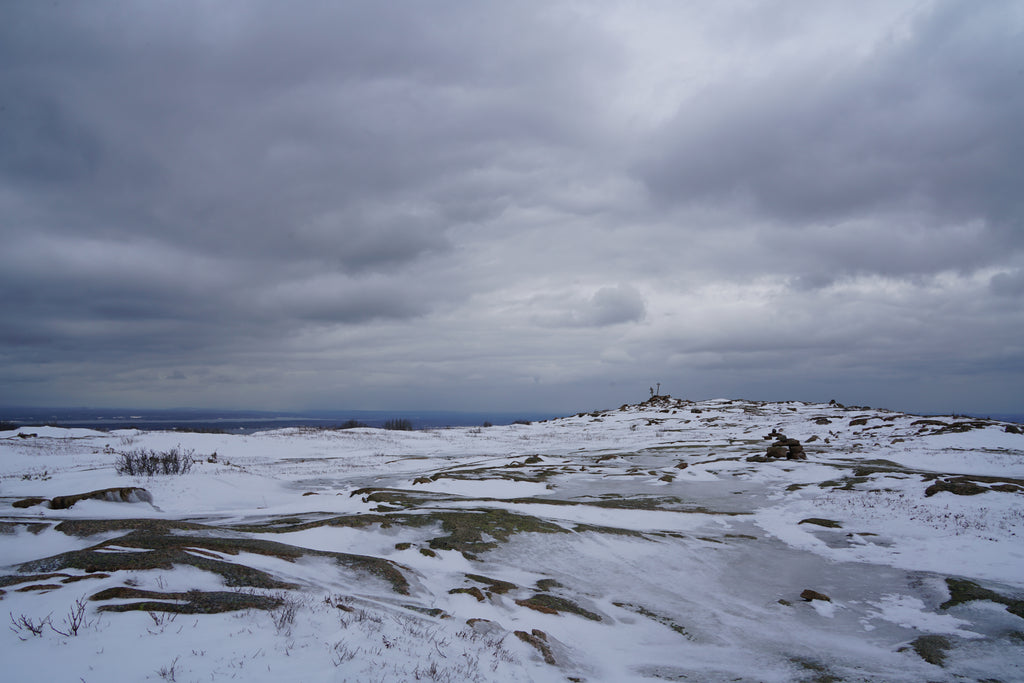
[{"xmin": 764, "ymin": 431, "xmax": 806, "ymax": 460}]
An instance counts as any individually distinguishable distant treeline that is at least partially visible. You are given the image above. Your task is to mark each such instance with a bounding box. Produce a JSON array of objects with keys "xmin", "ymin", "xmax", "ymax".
[
  {"xmin": 0, "ymin": 417, "xmax": 513, "ymax": 434},
  {"xmin": 337, "ymin": 418, "xmax": 413, "ymax": 431}
]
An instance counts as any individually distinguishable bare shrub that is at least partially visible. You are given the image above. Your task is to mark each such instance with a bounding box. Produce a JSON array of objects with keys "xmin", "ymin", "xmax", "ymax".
[
  {"xmin": 337, "ymin": 604, "xmax": 383, "ymax": 631},
  {"xmin": 271, "ymin": 594, "xmax": 300, "ymax": 632},
  {"xmin": 331, "ymin": 640, "xmax": 359, "ymax": 665},
  {"xmin": 147, "ymin": 610, "xmax": 178, "ymax": 634},
  {"xmin": 384, "ymin": 418, "xmax": 414, "ymax": 431},
  {"xmin": 9, "ymin": 612, "xmax": 51, "ymax": 639},
  {"xmin": 50, "ymin": 596, "xmax": 91, "ymax": 637},
  {"xmin": 156, "ymin": 656, "xmax": 180, "ymax": 682},
  {"xmin": 115, "ymin": 446, "xmax": 195, "ymax": 476}
]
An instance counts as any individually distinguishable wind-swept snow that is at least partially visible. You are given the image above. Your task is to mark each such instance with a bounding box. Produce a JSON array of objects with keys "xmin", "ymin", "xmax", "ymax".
[{"xmin": 2, "ymin": 398, "xmax": 1022, "ymax": 681}]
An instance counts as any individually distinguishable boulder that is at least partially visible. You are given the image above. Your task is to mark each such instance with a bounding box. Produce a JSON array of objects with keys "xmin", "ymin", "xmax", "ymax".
[{"xmin": 800, "ymin": 589, "xmax": 831, "ymax": 602}]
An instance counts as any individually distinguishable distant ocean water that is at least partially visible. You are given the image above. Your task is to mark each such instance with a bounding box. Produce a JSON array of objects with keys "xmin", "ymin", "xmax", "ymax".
[
  {"xmin": 0, "ymin": 407, "xmax": 561, "ymax": 434},
  {"xmin": 2, "ymin": 406, "xmax": 1019, "ymax": 434}
]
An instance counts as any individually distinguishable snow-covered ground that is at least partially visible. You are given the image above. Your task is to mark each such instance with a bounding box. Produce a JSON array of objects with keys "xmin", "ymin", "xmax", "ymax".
[{"xmin": 2, "ymin": 397, "xmax": 1022, "ymax": 681}]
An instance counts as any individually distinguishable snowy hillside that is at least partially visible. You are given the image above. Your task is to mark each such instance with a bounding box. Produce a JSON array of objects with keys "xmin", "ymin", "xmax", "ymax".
[{"xmin": 2, "ymin": 397, "xmax": 1022, "ymax": 682}]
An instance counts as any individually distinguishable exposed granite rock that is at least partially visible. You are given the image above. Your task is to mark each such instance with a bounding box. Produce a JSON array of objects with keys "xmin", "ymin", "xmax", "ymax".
[
  {"xmin": 800, "ymin": 589, "xmax": 831, "ymax": 602},
  {"xmin": 49, "ymin": 487, "xmax": 153, "ymax": 510},
  {"xmin": 924, "ymin": 478, "xmax": 987, "ymax": 497}
]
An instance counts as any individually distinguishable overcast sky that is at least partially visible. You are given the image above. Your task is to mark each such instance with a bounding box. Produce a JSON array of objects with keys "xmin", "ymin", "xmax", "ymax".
[{"xmin": 2, "ymin": 1, "xmax": 1022, "ymax": 416}]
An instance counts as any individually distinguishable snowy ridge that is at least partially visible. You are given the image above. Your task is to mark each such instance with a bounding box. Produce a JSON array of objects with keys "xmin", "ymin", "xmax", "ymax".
[{"xmin": 1, "ymin": 397, "xmax": 1022, "ymax": 681}]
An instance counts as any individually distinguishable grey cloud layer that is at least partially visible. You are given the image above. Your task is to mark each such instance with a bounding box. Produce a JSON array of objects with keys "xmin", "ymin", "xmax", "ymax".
[
  {"xmin": 1, "ymin": 1, "xmax": 1021, "ymax": 414},
  {"xmin": 643, "ymin": 2, "xmax": 1024, "ymax": 223}
]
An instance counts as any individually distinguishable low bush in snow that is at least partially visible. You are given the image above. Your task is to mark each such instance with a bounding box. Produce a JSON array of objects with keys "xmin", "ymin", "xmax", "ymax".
[
  {"xmin": 115, "ymin": 446, "xmax": 195, "ymax": 476},
  {"xmin": 9, "ymin": 596, "xmax": 93, "ymax": 639}
]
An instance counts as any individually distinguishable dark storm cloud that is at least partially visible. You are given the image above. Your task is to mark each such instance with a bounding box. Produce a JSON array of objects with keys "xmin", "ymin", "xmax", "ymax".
[
  {"xmin": 0, "ymin": 2, "xmax": 609, "ymax": 345},
  {"xmin": 0, "ymin": 0, "xmax": 609, "ymax": 252},
  {"xmin": 1, "ymin": 1, "xmax": 1021, "ymax": 414}
]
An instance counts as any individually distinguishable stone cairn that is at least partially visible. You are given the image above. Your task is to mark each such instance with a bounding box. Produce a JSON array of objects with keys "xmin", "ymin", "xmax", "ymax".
[{"xmin": 763, "ymin": 430, "xmax": 806, "ymax": 460}]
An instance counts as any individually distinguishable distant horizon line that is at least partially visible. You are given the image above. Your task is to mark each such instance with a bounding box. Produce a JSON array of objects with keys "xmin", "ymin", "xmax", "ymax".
[
  {"xmin": 1, "ymin": 400, "xmax": 1021, "ymax": 424},
  {"xmin": 0, "ymin": 405, "xmax": 564, "ymax": 417}
]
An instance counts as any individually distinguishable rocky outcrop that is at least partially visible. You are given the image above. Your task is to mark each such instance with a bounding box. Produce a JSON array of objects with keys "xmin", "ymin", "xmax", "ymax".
[
  {"xmin": 515, "ymin": 629, "xmax": 557, "ymax": 665},
  {"xmin": 924, "ymin": 478, "xmax": 987, "ymax": 497},
  {"xmin": 638, "ymin": 394, "xmax": 682, "ymax": 410},
  {"xmin": 22, "ymin": 487, "xmax": 155, "ymax": 510},
  {"xmin": 924, "ymin": 475, "xmax": 1024, "ymax": 497},
  {"xmin": 907, "ymin": 635, "xmax": 951, "ymax": 667},
  {"xmin": 11, "ymin": 497, "xmax": 48, "ymax": 509}
]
